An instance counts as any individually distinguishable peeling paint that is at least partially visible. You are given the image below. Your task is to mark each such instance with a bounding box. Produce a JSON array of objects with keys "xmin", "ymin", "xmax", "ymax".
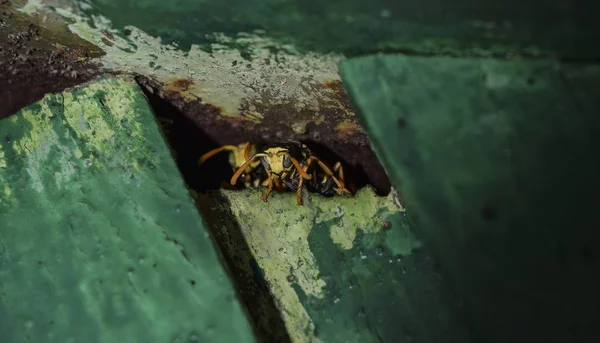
[
  {"xmin": 51, "ymin": 6, "xmax": 348, "ymax": 121},
  {"xmin": 16, "ymin": 0, "xmax": 43, "ymax": 14},
  {"xmin": 3, "ymin": 77, "xmax": 155, "ymax": 194},
  {"xmin": 316, "ymin": 188, "xmax": 405, "ymax": 250},
  {"xmin": 213, "ymin": 186, "xmax": 413, "ymax": 343}
]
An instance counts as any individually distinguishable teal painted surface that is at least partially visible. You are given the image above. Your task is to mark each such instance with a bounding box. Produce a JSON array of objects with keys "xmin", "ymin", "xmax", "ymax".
[
  {"xmin": 0, "ymin": 77, "xmax": 258, "ymax": 343},
  {"xmin": 340, "ymin": 55, "xmax": 600, "ymax": 342},
  {"xmin": 203, "ymin": 187, "xmax": 471, "ymax": 343},
  {"xmin": 81, "ymin": 0, "xmax": 599, "ymax": 58},
  {"xmin": 297, "ymin": 211, "xmax": 472, "ymax": 343}
]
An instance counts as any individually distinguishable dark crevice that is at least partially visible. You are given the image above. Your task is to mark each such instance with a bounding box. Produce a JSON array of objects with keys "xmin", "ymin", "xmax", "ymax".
[
  {"xmin": 290, "ymin": 139, "xmax": 372, "ymax": 195},
  {"xmin": 139, "ymin": 79, "xmax": 391, "ymax": 342},
  {"xmin": 140, "ymin": 86, "xmax": 292, "ymax": 343},
  {"xmin": 138, "ymin": 86, "xmax": 385, "ymax": 196}
]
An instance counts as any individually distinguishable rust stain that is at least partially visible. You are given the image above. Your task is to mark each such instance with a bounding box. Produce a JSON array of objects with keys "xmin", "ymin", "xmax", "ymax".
[
  {"xmin": 163, "ymin": 78, "xmax": 198, "ymax": 102},
  {"xmin": 136, "ymin": 74, "xmax": 392, "ymax": 195},
  {"xmin": 171, "ymin": 79, "xmax": 195, "ymax": 91},
  {"xmin": 323, "ymin": 79, "xmax": 345, "ymax": 92},
  {"xmin": 334, "ymin": 121, "xmax": 360, "ymax": 138}
]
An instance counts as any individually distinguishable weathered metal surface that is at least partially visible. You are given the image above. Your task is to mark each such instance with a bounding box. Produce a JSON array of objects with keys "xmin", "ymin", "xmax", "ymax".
[
  {"xmin": 0, "ymin": 1, "xmax": 104, "ymax": 119},
  {"xmin": 197, "ymin": 187, "xmax": 471, "ymax": 343},
  {"xmin": 2, "ymin": 0, "xmax": 392, "ymax": 193},
  {"xmin": 4, "ymin": 0, "xmax": 597, "ymax": 193},
  {"xmin": 339, "ymin": 54, "xmax": 600, "ymax": 343},
  {"xmin": 0, "ymin": 76, "xmax": 258, "ymax": 343},
  {"xmin": 4, "ymin": 1, "xmax": 597, "ymax": 343}
]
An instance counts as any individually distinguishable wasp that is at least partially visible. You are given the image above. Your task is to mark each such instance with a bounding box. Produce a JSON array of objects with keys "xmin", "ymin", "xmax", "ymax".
[
  {"xmin": 198, "ymin": 142, "xmax": 267, "ymax": 188},
  {"xmin": 230, "ymin": 140, "xmax": 351, "ymax": 205}
]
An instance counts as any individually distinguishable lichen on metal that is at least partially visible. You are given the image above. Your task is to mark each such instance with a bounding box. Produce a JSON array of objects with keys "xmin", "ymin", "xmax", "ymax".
[{"xmin": 203, "ymin": 186, "xmax": 425, "ymax": 343}]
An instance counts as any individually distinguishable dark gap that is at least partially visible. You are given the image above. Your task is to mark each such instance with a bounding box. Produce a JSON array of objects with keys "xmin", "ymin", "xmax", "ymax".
[
  {"xmin": 296, "ymin": 139, "xmax": 372, "ymax": 194},
  {"xmin": 139, "ymin": 78, "xmax": 392, "ymax": 342},
  {"xmin": 143, "ymin": 95, "xmax": 228, "ymax": 192},
  {"xmin": 140, "ymin": 87, "xmax": 292, "ymax": 343}
]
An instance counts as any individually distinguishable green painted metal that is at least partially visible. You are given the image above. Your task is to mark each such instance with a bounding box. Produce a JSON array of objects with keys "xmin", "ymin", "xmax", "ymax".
[
  {"xmin": 339, "ymin": 54, "xmax": 600, "ymax": 342},
  {"xmin": 0, "ymin": 77, "xmax": 258, "ymax": 343},
  {"xmin": 81, "ymin": 0, "xmax": 599, "ymax": 58},
  {"xmin": 200, "ymin": 187, "xmax": 471, "ymax": 343}
]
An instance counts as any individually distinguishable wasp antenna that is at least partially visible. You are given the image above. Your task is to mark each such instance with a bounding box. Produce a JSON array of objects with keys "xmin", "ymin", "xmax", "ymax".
[
  {"xmin": 290, "ymin": 157, "xmax": 312, "ymax": 180},
  {"xmin": 198, "ymin": 145, "xmax": 239, "ymax": 165},
  {"xmin": 243, "ymin": 142, "xmax": 253, "ymax": 161}
]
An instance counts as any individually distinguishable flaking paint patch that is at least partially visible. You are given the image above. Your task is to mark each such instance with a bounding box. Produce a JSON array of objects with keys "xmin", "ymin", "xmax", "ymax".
[
  {"xmin": 0, "ymin": 180, "xmax": 16, "ymax": 211},
  {"xmin": 11, "ymin": 100, "xmax": 83, "ymax": 192},
  {"xmin": 60, "ymin": 78, "xmax": 146, "ymax": 178},
  {"xmin": 220, "ymin": 187, "xmax": 407, "ymax": 343},
  {"xmin": 0, "ymin": 148, "xmax": 6, "ymax": 168},
  {"xmin": 224, "ymin": 193, "xmax": 328, "ymax": 295},
  {"xmin": 5, "ymin": 77, "xmax": 148, "ymax": 193},
  {"xmin": 16, "ymin": 0, "xmax": 43, "ymax": 14},
  {"xmin": 316, "ymin": 187, "xmax": 404, "ymax": 250},
  {"xmin": 11, "ymin": 103, "xmax": 59, "ymax": 193},
  {"xmin": 52, "ymin": 6, "xmax": 347, "ymax": 119}
]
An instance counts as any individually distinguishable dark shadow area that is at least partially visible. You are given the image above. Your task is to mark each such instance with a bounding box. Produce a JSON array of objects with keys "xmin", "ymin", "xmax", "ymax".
[
  {"xmin": 141, "ymin": 91, "xmax": 229, "ymax": 193},
  {"xmin": 195, "ymin": 191, "xmax": 293, "ymax": 343},
  {"xmin": 137, "ymin": 77, "xmax": 393, "ymax": 343},
  {"xmin": 299, "ymin": 139, "xmax": 373, "ymax": 195},
  {"xmin": 140, "ymin": 89, "xmax": 381, "ymax": 196},
  {"xmin": 140, "ymin": 87, "xmax": 292, "ymax": 343}
]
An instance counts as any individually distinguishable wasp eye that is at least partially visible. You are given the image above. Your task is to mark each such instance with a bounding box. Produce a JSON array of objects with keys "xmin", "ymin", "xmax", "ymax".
[
  {"xmin": 282, "ymin": 154, "xmax": 292, "ymax": 169},
  {"xmin": 261, "ymin": 156, "xmax": 270, "ymax": 170}
]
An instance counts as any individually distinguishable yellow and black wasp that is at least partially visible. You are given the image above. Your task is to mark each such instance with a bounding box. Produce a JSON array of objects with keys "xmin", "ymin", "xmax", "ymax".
[
  {"xmin": 230, "ymin": 140, "xmax": 351, "ymax": 205},
  {"xmin": 198, "ymin": 142, "xmax": 268, "ymax": 189}
]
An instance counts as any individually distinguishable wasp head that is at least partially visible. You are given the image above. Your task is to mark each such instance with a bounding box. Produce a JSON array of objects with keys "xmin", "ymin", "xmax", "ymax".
[{"xmin": 259, "ymin": 147, "xmax": 294, "ymax": 177}]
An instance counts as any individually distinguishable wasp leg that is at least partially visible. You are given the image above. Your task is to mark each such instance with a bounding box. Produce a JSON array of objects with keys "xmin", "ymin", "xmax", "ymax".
[
  {"xmin": 290, "ymin": 157, "xmax": 312, "ymax": 180},
  {"xmin": 296, "ymin": 157, "xmax": 317, "ymax": 205},
  {"xmin": 333, "ymin": 162, "xmax": 345, "ymax": 184},
  {"xmin": 331, "ymin": 161, "xmax": 349, "ymax": 194},
  {"xmin": 274, "ymin": 177, "xmax": 286, "ymax": 192},
  {"xmin": 262, "ymin": 170, "xmax": 274, "ymax": 202},
  {"xmin": 296, "ymin": 180, "xmax": 304, "ymax": 205},
  {"xmin": 308, "ymin": 157, "xmax": 351, "ymax": 195}
]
